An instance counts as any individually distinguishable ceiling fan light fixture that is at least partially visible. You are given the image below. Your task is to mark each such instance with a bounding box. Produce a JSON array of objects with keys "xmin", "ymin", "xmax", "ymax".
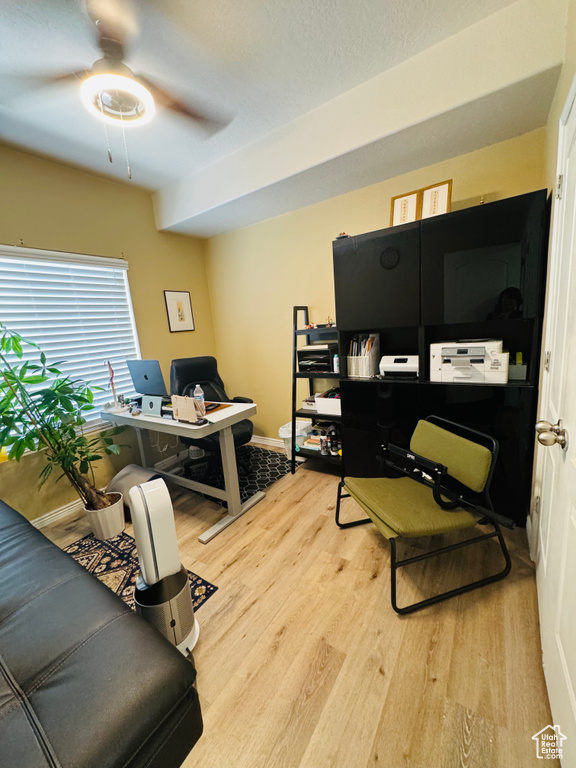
[{"xmin": 81, "ymin": 72, "xmax": 155, "ymax": 126}]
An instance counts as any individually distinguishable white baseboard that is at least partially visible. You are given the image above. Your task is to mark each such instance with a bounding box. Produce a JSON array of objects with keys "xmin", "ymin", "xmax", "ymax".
[
  {"xmin": 32, "ymin": 444, "xmax": 279, "ymax": 530},
  {"xmin": 251, "ymin": 435, "xmax": 284, "ymax": 449},
  {"xmin": 33, "ymin": 497, "xmax": 86, "ymax": 530}
]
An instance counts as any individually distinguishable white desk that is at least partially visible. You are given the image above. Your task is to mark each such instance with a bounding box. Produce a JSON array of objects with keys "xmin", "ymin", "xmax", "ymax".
[{"xmin": 101, "ymin": 402, "xmax": 265, "ymax": 543}]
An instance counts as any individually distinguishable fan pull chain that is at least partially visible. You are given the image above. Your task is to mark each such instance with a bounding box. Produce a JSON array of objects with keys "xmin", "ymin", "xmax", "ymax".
[
  {"xmin": 98, "ymin": 94, "xmax": 113, "ymax": 164},
  {"xmin": 119, "ymin": 102, "xmax": 132, "ymax": 180}
]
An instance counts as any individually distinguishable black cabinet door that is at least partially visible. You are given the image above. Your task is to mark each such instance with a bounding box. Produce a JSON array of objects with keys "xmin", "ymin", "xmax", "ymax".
[
  {"xmin": 419, "ymin": 383, "xmax": 537, "ymax": 525},
  {"xmin": 420, "ymin": 190, "xmax": 548, "ymax": 326},
  {"xmin": 333, "ymin": 222, "xmax": 420, "ymax": 331},
  {"xmin": 341, "ymin": 380, "xmax": 419, "ymax": 477}
]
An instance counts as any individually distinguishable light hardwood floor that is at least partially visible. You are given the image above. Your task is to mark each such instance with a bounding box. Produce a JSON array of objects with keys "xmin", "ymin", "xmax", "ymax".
[{"xmin": 44, "ymin": 459, "xmax": 552, "ymax": 768}]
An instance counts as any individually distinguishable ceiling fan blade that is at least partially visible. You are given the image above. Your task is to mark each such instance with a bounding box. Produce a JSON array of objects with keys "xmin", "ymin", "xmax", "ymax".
[
  {"xmin": 138, "ymin": 76, "xmax": 232, "ymax": 132},
  {"xmin": 0, "ymin": 71, "xmax": 87, "ymax": 105},
  {"xmin": 48, "ymin": 71, "xmax": 89, "ymax": 85}
]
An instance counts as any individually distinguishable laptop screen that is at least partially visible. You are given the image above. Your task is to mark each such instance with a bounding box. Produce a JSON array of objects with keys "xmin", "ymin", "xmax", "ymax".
[{"xmin": 127, "ymin": 359, "xmax": 169, "ymax": 397}]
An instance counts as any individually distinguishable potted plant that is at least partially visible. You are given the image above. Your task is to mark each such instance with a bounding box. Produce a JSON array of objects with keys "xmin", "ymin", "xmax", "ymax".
[{"xmin": 0, "ymin": 321, "xmax": 126, "ymax": 539}]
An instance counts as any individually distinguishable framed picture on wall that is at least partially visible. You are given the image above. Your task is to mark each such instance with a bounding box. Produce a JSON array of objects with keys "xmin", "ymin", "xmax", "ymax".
[
  {"xmin": 420, "ymin": 179, "xmax": 452, "ymax": 219},
  {"xmin": 164, "ymin": 290, "xmax": 195, "ymax": 332},
  {"xmin": 390, "ymin": 190, "xmax": 420, "ymax": 226}
]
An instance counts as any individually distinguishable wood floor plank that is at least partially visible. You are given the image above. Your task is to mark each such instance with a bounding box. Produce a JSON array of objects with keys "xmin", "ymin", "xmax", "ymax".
[{"xmin": 44, "ymin": 458, "xmax": 553, "ymax": 768}]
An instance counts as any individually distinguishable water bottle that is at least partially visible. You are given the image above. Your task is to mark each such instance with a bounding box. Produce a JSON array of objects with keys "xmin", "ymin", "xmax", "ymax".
[{"xmin": 193, "ymin": 384, "xmax": 206, "ymax": 417}]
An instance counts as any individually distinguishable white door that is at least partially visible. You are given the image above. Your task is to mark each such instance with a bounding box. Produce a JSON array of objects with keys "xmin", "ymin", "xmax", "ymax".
[{"xmin": 530, "ymin": 76, "xmax": 576, "ymax": 765}]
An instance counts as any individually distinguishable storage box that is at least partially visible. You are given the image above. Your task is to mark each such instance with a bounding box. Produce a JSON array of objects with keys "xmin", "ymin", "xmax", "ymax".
[
  {"xmin": 508, "ymin": 364, "xmax": 527, "ymax": 381},
  {"xmin": 315, "ymin": 393, "xmax": 341, "ymax": 415},
  {"xmin": 347, "ymin": 334, "xmax": 380, "ymax": 378}
]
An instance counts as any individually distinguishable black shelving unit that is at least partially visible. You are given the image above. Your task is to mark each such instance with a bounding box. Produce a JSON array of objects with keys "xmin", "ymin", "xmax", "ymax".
[
  {"xmin": 290, "ymin": 306, "xmax": 341, "ymax": 473},
  {"xmin": 333, "ymin": 189, "xmax": 550, "ymax": 525}
]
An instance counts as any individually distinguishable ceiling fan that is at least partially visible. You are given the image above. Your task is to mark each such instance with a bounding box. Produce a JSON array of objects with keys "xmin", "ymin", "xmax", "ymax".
[{"xmin": 52, "ymin": 0, "xmax": 228, "ymax": 131}]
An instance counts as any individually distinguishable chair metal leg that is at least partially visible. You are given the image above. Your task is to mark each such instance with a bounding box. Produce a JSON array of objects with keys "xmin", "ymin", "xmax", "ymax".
[
  {"xmin": 335, "ymin": 480, "xmax": 371, "ymax": 529},
  {"xmin": 390, "ymin": 523, "xmax": 512, "ymax": 615}
]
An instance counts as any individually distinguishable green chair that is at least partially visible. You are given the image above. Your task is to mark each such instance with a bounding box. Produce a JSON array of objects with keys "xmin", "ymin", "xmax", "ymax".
[{"xmin": 335, "ymin": 416, "xmax": 513, "ymax": 614}]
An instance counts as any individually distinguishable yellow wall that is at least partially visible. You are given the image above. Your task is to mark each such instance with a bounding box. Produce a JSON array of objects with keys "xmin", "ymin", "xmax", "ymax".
[
  {"xmin": 206, "ymin": 128, "xmax": 547, "ymax": 439},
  {"xmin": 0, "ymin": 143, "xmax": 216, "ymax": 521},
  {"xmin": 0, "ymin": 125, "xmax": 552, "ymax": 518},
  {"xmin": 546, "ymin": 0, "xmax": 575, "ymax": 186}
]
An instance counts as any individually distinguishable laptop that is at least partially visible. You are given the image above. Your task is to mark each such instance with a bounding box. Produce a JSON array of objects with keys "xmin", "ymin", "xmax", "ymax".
[{"xmin": 127, "ymin": 359, "xmax": 169, "ymax": 397}]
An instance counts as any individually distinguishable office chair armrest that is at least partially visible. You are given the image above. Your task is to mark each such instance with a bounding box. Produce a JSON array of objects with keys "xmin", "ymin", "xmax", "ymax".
[
  {"xmin": 232, "ymin": 396, "xmax": 253, "ymax": 404},
  {"xmin": 433, "ymin": 488, "xmax": 515, "ymax": 530}
]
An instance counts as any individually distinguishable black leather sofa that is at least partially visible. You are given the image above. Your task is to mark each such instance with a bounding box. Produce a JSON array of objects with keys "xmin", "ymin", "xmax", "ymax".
[{"xmin": 0, "ymin": 499, "xmax": 203, "ymax": 768}]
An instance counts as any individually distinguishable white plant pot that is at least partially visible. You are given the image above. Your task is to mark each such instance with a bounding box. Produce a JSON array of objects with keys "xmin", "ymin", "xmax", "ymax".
[{"xmin": 85, "ymin": 492, "xmax": 125, "ymax": 540}]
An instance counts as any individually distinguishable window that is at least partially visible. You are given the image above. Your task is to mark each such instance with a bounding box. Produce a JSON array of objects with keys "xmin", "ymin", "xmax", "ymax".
[{"xmin": 0, "ymin": 245, "xmax": 140, "ymax": 425}]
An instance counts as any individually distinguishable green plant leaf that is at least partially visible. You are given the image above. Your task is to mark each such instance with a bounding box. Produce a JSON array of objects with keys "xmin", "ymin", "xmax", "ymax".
[
  {"xmin": 8, "ymin": 440, "xmax": 26, "ymax": 461},
  {"xmin": 12, "ymin": 338, "xmax": 23, "ymax": 358},
  {"xmin": 59, "ymin": 396, "xmax": 74, "ymax": 411},
  {"xmin": 38, "ymin": 463, "xmax": 53, "ymax": 485}
]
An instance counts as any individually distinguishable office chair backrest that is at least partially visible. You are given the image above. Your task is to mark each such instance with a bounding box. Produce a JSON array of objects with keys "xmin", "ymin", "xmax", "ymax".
[
  {"xmin": 170, "ymin": 356, "xmax": 229, "ymax": 402},
  {"xmin": 410, "ymin": 419, "xmax": 493, "ymax": 494}
]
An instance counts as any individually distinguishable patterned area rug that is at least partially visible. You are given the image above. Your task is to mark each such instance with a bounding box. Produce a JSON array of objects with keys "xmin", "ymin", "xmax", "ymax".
[
  {"xmin": 64, "ymin": 532, "xmax": 217, "ymax": 611},
  {"xmin": 186, "ymin": 444, "xmax": 292, "ymax": 506}
]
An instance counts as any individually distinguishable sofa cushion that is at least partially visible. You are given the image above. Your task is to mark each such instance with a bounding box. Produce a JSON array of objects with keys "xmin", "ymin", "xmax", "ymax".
[{"xmin": 0, "ymin": 499, "xmax": 202, "ymax": 768}]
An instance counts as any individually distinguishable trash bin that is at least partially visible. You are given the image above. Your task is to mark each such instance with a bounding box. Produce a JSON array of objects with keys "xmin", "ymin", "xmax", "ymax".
[{"xmin": 278, "ymin": 419, "xmax": 313, "ymax": 460}]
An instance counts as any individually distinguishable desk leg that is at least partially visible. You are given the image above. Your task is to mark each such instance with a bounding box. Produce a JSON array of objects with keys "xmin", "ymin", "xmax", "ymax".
[
  {"xmin": 135, "ymin": 427, "xmax": 156, "ymax": 467},
  {"xmin": 197, "ymin": 426, "xmax": 265, "ymax": 544},
  {"xmin": 220, "ymin": 426, "xmax": 242, "ymax": 515}
]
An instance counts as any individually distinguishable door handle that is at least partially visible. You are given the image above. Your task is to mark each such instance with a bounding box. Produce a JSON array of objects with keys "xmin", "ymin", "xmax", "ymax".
[{"xmin": 536, "ymin": 419, "xmax": 568, "ymax": 449}]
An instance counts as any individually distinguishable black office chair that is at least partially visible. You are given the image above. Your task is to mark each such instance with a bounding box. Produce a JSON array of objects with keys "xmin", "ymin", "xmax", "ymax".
[{"xmin": 170, "ymin": 357, "xmax": 254, "ymax": 475}]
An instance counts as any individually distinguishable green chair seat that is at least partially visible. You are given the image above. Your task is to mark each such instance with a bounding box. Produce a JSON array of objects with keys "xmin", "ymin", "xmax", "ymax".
[{"xmin": 344, "ymin": 476, "xmax": 478, "ymax": 538}]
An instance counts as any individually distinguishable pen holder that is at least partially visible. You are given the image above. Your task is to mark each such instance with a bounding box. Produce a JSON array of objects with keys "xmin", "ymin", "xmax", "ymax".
[{"xmin": 347, "ymin": 342, "xmax": 380, "ymax": 378}]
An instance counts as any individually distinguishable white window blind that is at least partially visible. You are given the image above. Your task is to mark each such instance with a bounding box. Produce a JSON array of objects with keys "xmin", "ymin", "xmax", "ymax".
[{"xmin": 0, "ymin": 246, "xmax": 140, "ymax": 425}]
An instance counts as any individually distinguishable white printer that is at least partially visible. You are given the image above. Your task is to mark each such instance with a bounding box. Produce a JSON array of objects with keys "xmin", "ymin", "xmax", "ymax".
[
  {"xmin": 430, "ymin": 340, "xmax": 509, "ymax": 384},
  {"xmin": 379, "ymin": 355, "xmax": 419, "ymax": 378}
]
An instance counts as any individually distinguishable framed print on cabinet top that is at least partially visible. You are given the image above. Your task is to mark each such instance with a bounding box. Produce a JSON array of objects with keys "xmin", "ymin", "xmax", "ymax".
[
  {"xmin": 390, "ymin": 190, "xmax": 420, "ymax": 227},
  {"xmin": 420, "ymin": 179, "xmax": 452, "ymax": 219},
  {"xmin": 164, "ymin": 290, "xmax": 195, "ymax": 332}
]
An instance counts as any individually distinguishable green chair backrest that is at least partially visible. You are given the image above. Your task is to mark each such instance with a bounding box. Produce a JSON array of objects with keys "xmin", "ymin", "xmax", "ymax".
[{"xmin": 410, "ymin": 420, "xmax": 493, "ymax": 494}]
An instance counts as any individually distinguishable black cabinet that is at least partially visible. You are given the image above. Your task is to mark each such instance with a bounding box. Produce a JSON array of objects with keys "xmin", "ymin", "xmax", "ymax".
[
  {"xmin": 333, "ymin": 221, "xmax": 420, "ymax": 330},
  {"xmin": 333, "ymin": 189, "xmax": 550, "ymax": 525},
  {"xmin": 421, "ymin": 190, "xmax": 547, "ymax": 326}
]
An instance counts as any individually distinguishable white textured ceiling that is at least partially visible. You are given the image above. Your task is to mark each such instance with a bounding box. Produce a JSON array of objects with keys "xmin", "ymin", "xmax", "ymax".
[{"xmin": 0, "ymin": 0, "xmax": 565, "ymax": 235}]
